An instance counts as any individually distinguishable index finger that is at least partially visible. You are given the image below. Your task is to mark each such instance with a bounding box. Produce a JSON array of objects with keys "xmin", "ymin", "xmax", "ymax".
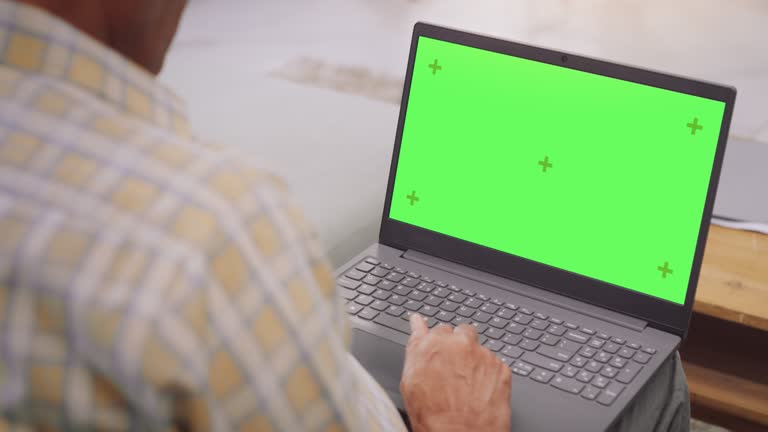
[
  {"xmin": 454, "ymin": 323, "xmax": 478, "ymax": 345},
  {"xmin": 409, "ymin": 313, "xmax": 428, "ymax": 341}
]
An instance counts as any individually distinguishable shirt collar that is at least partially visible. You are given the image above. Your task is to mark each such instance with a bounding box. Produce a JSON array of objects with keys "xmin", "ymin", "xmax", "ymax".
[{"xmin": 0, "ymin": 0, "xmax": 191, "ymax": 136}]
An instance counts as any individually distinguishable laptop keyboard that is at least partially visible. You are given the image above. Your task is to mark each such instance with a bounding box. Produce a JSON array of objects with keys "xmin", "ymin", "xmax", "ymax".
[{"xmin": 338, "ymin": 257, "xmax": 658, "ymax": 407}]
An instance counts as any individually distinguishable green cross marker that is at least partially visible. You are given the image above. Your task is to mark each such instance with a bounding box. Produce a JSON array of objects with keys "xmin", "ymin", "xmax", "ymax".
[
  {"xmin": 428, "ymin": 59, "xmax": 442, "ymax": 75},
  {"xmin": 657, "ymin": 262, "xmax": 673, "ymax": 278},
  {"xmin": 538, "ymin": 156, "xmax": 553, "ymax": 173},
  {"xmin": 407, "ymin": 190, "xmax": 420, "ymax": 205},
  {"xmin": 686, "ymin": 117, "xmax": 703, "ymax": 135}
]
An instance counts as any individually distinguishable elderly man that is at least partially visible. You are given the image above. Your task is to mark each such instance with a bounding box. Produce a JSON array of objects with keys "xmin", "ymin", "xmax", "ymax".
[{"xmin": 0, "ymin": 1, "xmax": 689, "ymax": 431}]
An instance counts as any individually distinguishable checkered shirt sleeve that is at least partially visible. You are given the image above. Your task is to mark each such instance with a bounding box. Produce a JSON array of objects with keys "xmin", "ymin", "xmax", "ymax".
[{"xmin": 0, "ymin": 1, "xmax": 407, "ymax": 431}]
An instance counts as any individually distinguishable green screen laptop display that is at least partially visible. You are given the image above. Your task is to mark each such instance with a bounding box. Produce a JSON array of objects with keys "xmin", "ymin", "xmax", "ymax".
[{"xmin": 389, "ymin": 37, "xmax": 726, "ymax": 305}]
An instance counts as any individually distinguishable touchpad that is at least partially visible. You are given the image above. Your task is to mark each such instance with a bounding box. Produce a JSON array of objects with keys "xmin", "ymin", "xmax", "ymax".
[{"xmin": 351, "ymin": 328, "xmax": 407, "ymax": 409}]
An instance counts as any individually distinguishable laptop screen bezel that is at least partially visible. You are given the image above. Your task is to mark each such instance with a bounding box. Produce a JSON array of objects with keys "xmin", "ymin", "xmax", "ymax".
[{"xmin": 379, "ymin": 22, "xmax": 736, "ymax": 337}]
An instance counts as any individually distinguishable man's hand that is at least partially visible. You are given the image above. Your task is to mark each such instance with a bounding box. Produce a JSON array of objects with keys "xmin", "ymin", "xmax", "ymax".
[{"xmin": 400, "ymin": 314, "xmax": 512, "ymax": 432}]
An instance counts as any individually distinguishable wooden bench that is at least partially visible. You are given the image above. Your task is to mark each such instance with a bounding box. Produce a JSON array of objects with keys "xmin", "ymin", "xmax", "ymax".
[{"xmin": 680, "ymin": 225, "xmax": 768, "ymax": 431}]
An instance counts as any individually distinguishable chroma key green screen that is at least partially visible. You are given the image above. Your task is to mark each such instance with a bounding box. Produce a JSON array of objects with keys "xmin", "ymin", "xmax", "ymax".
[{"xmin": 389, "ymin": 37, "xmax": 726, "ymax": 304}]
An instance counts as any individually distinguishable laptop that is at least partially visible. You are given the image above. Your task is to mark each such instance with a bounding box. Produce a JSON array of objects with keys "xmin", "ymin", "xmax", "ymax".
[{"xmin": 335, "ymin": 23, "xmax": 736, "ymax": 432}]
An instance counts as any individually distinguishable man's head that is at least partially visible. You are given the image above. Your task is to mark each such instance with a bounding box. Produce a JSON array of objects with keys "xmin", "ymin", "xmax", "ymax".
[{"xmin": 21, "ymin": 0, "xmax": 187, "ymax": 75}]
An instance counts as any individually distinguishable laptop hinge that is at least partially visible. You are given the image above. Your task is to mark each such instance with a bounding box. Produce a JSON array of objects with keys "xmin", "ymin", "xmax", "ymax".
[{"xmin": 403, "ymin": 250, "xmax": 647, "ymax": 333}]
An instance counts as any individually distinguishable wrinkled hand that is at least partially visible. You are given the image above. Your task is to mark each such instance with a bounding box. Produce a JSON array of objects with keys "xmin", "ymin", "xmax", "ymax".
[{"xmin": 400, "ymin": 314, "xmax": 512, "ymax": 432}]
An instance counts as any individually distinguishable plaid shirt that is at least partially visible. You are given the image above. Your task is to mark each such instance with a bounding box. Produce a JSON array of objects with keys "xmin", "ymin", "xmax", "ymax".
[{"xmin": 0, "ymin": 2, "xmax": 406, "ymax": 430}]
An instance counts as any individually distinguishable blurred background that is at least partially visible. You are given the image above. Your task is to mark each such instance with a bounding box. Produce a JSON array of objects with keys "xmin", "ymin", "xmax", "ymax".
[{"xmin": 160, "ymin": 2, "xmax": 768, "ymax": 431}]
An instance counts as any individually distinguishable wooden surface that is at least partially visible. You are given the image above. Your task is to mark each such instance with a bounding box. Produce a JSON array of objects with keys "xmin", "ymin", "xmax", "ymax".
[
  {"xmin": 684, "ymin": 361, "xmax": 768, "ymax": 426},
  {"xmin": 695, "ymin": 225, "xmax": 768, "ymax": 331}
]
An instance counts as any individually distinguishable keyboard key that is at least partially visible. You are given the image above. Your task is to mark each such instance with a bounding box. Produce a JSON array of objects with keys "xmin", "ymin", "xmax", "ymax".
[
  {"xmin": 512, "ymin": 361, "xmax": 533, "ymax": 376},
  {"xmin": 485, "ymin": 327, "xmax": 504, "ymax": 340},
  {"xmin": 581, "ymin": 328, "xmax": 596, "ymax": 335},
  {"xmin": 356, "ymin": 262, "xmax": 375, "ymax": 272},
  {"xmin": 401, "ymin": 278, "xmax": 419, "ymax": 288},
  {"xmin": 562, "ymin": 365, "xmax": 578, "ymax": 378},
  {"xmin": 611, "ymin": 337, "xmax": 625, "ymax": 345},
  {"xmin": 394, "ymin": 267, "xmax": 407, "ymax": 274},
  {"xmin": 371, "ymin": 267, "xmax": 389, "ymax": 277},
  {"xmin": 618, "ymin": 348, "xmax": 636, "ymax": 359},
  {"xmin": 377, "ymin": 280, "xmax": 395, "ymax": 290},
  {"xmin": 497, "ymin": 308, "xmax": 515, "ymax": 320},
  {"xmin": 551, "ymin": 376, "xmax": 584, "ymax": 395},
  {"xmin": 346, "ymin": 303, "xmax": 363, "ymax": 315},
  {"xmin": 596, "ymin": 332, "xmax": 610, "ymax": 340},
  {"xmin": 448, "ymin": 293, "xmax": 467, "ymax": 303},
  {"xmin": 502, "ymin": 333, "xmax": 522, "ymax": 346},
  {"xmin": 581, "ymin": 385, "xmax": 601, "ymax": 401},
  {"xmin": 531, "ymin": 319, "xmax": 549, "ymax": 331},
  {"xmin": 358, "ymin": 284, "xmax": 376, "ymax": 296},
  {"xmin": 603, "ymin": 342, "xmax": 620, "ymax": 354},
  {"xmin": 478, "ymin": 335, "xmax": 488, "ymax": 345},
  {"xmin": 355, "ymin": 295, "xmax": 374, "ymax": 306},
  {"xmin": 579, "ymin": 346, "xmax": 597, "ymax": 358},
  {"xmin": 531, "ymin": 369, "xmax": 554, "ymax": 384},
  {"xmin": 539, "ymin": 334, "xmax": 560, "ymax": 346},
  {"xmin": 473, "ymin": 311, "xmax": 492, "ymax": 323},
  {"xmin": 520, "ymin": 339, "xmax": 540, "ymax": 351},
  {"xmin": 564, "ymin": 322, "xmax": 579, "ymax": 330},
  {"xmin": 477, "ymin": 294, "xmax": 490, "ymax": 301},
  {"xmin": 374, "ymin": 314, "xmax": 412, "ymax": 335},
  {"xmin": 388, "ymin": 294, "xmax": 406, "ymax": 306},
  {"xmin": 592, "ymin": 375, "xmax": 610, "ymax": 389},
  {"xmin": 345, "ymin": 269, "xmax": 366, "ymax": 280},
  {"xmin": 409, "ymin": 290, "xmax": 427, "ymax": 301},
  {"xmin": 426, "ymin": 317, "xmax": 439, "ymax": 328},
  {"xmin": 558, "ymin": 339, "xmax": 581, "ymax": 353},
  {"xmin": 576, "ymin": 370, "xmax": 594, "ymax": 383},
  {"xmin": 570, "ymin": 355, "xmax": 587, "ymax": 368},
  {"xmin": 440, "ymin": 301, "xmax": 459, "ymax": 312},
  {"xmin": 358, "ymin": 307, "xmax": 379, "ymax": 320},
  {"xmin": 338, "ymin": 278, "xmax": 361, "ymax": 289},
  {"xmin": 642, "ymin": 347, "xmax": 657, "ymax": 355},
  {"xmin": 547, "ymin": 325, "xmax": 566, "ymax": 336},
  {"xmin": 633, "ymin": 352, "xmax": 651, "ymax": 364},
  {"xmin": 519, "ymin": 307, "xmax": 534, "ymax": 315},
  {"xmin": 506, "ymin": 322, "xmax": 525, "ymax": 334},
  {"xmin": 462, "ymin": 288, "xmax": 476, "ymax": 296},
  {"xmin": 436, "ymin": 281, "xmax": 448, "ymax": 288},
  {"xmin": 488, "ymin": 317, "xmax": 508, "ymax": 329},
  {"xmin": 419, "ymin": 305, "xmax": 438, "ymax": 317},
  {"xmin": 491, "ymin": 298, "xmax": 504, "ymax": 306},
  {"xmin": 502, "ymin": 345, "xmax": 524, "ymax": 359},
  {"xmin": 362, "ymin": 275, "xmax": 381, "ymax": 286},
  {"xmin": 471, "ymin": 322, "xmax": 489, "ymax": 334},
  {"xmin": 534, "ymin": 312, "xmax": 549, "ymax": 320},
  {"xmin": 381, "ymin": 263, "xmax": 394, "ymax": 270},
  {"xmin": 522, "ymin": 352, "xmax": 562, "ymax": 372},
  {"xmin": 431, "ymin": 287, "xmax": 449, "ymax": 297},
  {"xmin": 585, "ymin": 360, "xmax": 602, "ymax": 373},
  {"xmin": 370, "ymin": 300, "xmax": 389, "ymax": 311},
  {"xmin": 340, "ymin": 288, "xmax": 358, "ymax": 300},
  {"xmin": 549, "ymin": 317, "xmax": 563, "ymax": 325},
  {"xmin": 421, "ymin": 276, "xmax": 434, "ymax": 283},
  {"xmin": 499, "ymin": 355, "xmax": 513, "ymax": 367},
  {"xmin": 513, "ymin": 314, "xmax": 533, "ymax": 325},
  {"xmin": 504, "ymin": 303, "xmax": 519, "ymax": 310},
  {"xmin": 407, "ymin": 271, "xmax": 420, "ymax": 279},
  {"xmin": 386, "ymin": 305, "xmax": 404, "ymax": 317},
  {"xmin": 364, "ymin": 257, "xmax": 380, "ymax": 265},
  {"xmin": 523, "ymin": 328, "xmax": 542, "ymax": 340},
  {"xmin": 485, "ymin": 339, "xmax": 504, "ymax": 352},
  {"xmin": 425, "ymin": 295, "xmax": 443, "ymax": 307},
  {"xmin": 436, "ymin": 311, "xmax": 455, "ymax": 322},
  {"xmin": 457, "ymin": 306, "xmax": 475, "ymax": 317},
  {"xmin": 616, "ymin": 362, "xmax": 643, "ymax": 384},
  {"xmin": 609, "ymin": 357, "xmax": 627, "ymax": 369},
  {"xmin": 565, "ymin": 331, "xmax": 589, "ymax": 344},
  {"xmin": 601, "ymin": 366, "xmax": 619, "ymax": 378},
  {"xmin": 393, "ymin": 285, "xmax": 411, "ymax": 296},
  {"xmin": 416, "ymin": 282, "xmax": 435, "ymax": 293},
  {"xmin": 465, "ymin": 298, "xmax": 483, "ymax": 308},
  {"xmin": 596, "ymin": 382, "xmax": 625, "ymax": 406},
  {"xmin": 588, "ymin": 338, "xmax": 605, "ymax": 349},
  {"xmin": 404, "ymin": 300, "xmax": 422, "ymax": 311},
  {"xmin": 480, "ymin": 303, "xmax": 499, "ymax": 314},
  {"xmin": 537, "ymin": 345, "xmax": 574, "ymax": 362},
  {"xmin": 386, "ymin": 273, "xmax": 404, "ymax": 283},
  {"xmin": 594, "ymin": 352, "xmax": 612, "ymax": 363},
  {"xmin": 447, "ymin": 284, "xmax": 461, "ymax": 292},
  {"xmin": 627, "ymin": 342, "xmax": 641, "ymax": 350}
]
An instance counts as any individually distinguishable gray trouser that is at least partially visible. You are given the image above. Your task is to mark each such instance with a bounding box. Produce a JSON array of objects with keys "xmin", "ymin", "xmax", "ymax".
[{"xmin": 611, "ymin": 352, "xmax": 690, "ymax": 432}]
